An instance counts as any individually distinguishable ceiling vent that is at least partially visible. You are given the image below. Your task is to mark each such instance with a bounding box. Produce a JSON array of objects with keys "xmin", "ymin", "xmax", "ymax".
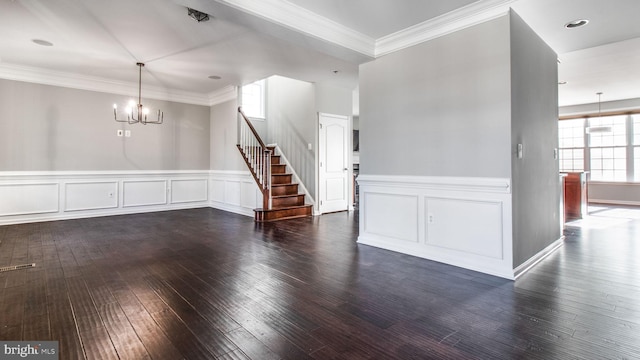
[{"xmin": 188, "ymin": 8, "xmax": 210, "ymax": 22}]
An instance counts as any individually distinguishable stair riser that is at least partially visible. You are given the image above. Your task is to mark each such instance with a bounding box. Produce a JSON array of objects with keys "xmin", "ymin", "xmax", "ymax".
[
  {"xmin": 255, "ymin": 206, "xmax": 312, "ymax": 222},
  {"xmin": 271, "ymin": 164, "xmax": 286, "ymax": 174},
  {"xmin": 271, "ymin": 184, "xmax": 299, "ymax": 196},
  {"xmin": 272, "ymin": 195, "xmax": 305, "ymax": 207},
  {"xmin": 272, "ymin": 174, "xmax": 292, "ymax": 184}
]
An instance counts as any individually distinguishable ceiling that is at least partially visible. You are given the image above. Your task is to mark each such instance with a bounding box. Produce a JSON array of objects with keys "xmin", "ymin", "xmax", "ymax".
[{"xmin": 0, "ymin": 0, "xmax": 638, "ymax": 107}]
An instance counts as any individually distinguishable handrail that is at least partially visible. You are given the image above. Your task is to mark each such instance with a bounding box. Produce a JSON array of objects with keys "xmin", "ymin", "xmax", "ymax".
[
  {"xmin": 238, "ymin": 107, "xmax": 267, "ymax": 148},
  {"xmin": 236, "ymin": 107, "xmax": 272, "ymax": 210}
]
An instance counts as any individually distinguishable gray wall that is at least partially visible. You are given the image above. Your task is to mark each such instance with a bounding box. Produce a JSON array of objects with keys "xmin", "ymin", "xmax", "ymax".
[
  {"xmin": 210, "ymin": 98, "xmax": 246, "ymax": 171},
  {"xmin": 359, "ymin": 16, "xmax": 512, "ymax": 177},
  {"xmin": 509, "ymin": 11, "xmax": 560, "ymax": 267},
  {"xmin": 266, "ymin": 75, "xmax": 317, "ymax": 198},
  {"xmin": 315, "ymin": 82, "xmax": 353, "ymax": 117},
  {"xmin": 0, "ymin": 79, "xmax": 210, "ymax": 171}
]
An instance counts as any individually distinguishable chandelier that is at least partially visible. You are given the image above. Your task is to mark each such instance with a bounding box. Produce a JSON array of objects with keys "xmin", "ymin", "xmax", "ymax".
[{"xmin": 113, "ymin": 62, "xmax": 163, "ymax": 125}]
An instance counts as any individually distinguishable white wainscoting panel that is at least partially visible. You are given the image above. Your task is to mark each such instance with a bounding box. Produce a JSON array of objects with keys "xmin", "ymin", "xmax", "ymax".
[
  {"xmin": 357, "ymin": 174, "xmax": 514, "ymax": 279},
  {"xmin": 0, "ymin": 183, "xmax": 59, "ymax": 216},
  {"xmin": 0, "ymin": 171, "xmax": 225, "ymax": 225},
  {"xmin": 65, "ymin": 182, "xmax": 118, "ymax": 212},
  {"xmin": 209, "ymin": 171, "xmax": 259, "ymax": 217},
  {"xmin": 426, "ymin": 197, "xmax": 503, "ymax": 259},
  {"xmin": 123, "ymin": 180, "xmax": 168, "ymax": 207},
  {"xmin": 241, "ymin": 181, "xmax": 259, "ymax": 209},
  {"xmin": 211, "ymin": 180, "xmax": 225, "ymax": 203},
  {"xmin": 363, "ymin": 192, "xmax": 419, "ymax": 243},
  {"xmin": 226, "ymin": 181, "xmax": 242, "ymax": 206},
  {"xmin": 171, "ymin": 179, "xmax": 208, "ymax": 204}
]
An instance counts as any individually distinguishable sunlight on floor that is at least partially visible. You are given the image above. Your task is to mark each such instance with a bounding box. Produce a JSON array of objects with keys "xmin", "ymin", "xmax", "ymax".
[{"xmin": 565, "ymin": 204, "xmax": 640, "ymax": 229}]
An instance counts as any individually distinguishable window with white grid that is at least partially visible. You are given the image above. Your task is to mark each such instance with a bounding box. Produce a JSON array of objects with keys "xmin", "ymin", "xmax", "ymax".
[
  {"xmin": 558, "ymin": 119, "xmax": 585, "ymax": 172},
  {"xmin": 589, "ymin": 116, "xmax": 627, "ymax": 181},
  {"xmin": 241, "ymin": 79, "xmax": 266, "ymax": 119},
  {"xmin": 635, "ymin": 147, "xmax": 640, "ymax": 182},
  {"xmin": 634, "ymin": 116, "xmax": 640, "ymax": 181}
]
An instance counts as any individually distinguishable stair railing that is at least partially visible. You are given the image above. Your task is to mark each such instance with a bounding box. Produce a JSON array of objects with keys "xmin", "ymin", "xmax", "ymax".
[{"xmin": 237, "ymin": 107, "xmax": 271, "ymax": 209}]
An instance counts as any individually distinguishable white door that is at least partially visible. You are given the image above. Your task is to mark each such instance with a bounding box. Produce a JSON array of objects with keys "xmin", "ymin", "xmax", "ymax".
[{"xmin": 319, "ymin": 113, "xmax": 349, "ymax": 213}]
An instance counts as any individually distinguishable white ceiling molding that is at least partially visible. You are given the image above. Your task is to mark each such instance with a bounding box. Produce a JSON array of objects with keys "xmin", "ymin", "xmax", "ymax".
[
  {"xmin": 207, "ymin": 85, "xmax": 237, "ymax": 106},
  {"xmin": 0, "ymin": 63, "xmax": 212, "ymax": 106},
  {"xmin": 213, "ymin": 0, "xmax": 376, "ymax": 57},
  {"xmin": 375, "ymin": 0, "xmax": 517, "ymax": 57}
]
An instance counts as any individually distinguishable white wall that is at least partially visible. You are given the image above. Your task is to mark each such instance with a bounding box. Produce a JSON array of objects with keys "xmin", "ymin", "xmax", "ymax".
[
  {"xmin": 209, "ymin": 99, "xmax": 246, "ymax": 171},
  {"xmin": 266, "ymin": 76, "xmax": 318, "ymax": 199}
]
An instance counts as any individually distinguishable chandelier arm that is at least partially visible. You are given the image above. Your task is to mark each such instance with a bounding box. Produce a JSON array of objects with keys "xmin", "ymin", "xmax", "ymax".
[{"xmin": 112, "ymin": 62, "xmax": 164, "ymax": 125}]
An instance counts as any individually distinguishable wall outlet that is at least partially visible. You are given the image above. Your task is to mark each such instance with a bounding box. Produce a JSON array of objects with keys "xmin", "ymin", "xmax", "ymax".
[
  {"xmin": 117, "ymin": 130, "xmax": 123, "ymax": 137},
  {"xmin": 125, "ymin": 130, "xmax": 131, "ymax": 137}
]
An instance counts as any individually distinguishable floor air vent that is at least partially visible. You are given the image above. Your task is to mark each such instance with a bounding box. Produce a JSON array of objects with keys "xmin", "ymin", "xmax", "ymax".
[{"xmin": 0, "ymin": 263, "xmax": 36, "ymax": 273}]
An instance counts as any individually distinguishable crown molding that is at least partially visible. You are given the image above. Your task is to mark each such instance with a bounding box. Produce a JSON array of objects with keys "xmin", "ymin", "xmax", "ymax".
[
  {"xmin": 207, "ymin": 85, "xmax": 237, "ymax": 106},
  {"xmin": 218, "ymin": 0, "xmax": 516, "ymax": 58},
  {"xmin": 215, "ymin": 0, "xmax": 376, "ymax": 57},
  {"xmin": 375, "ymin": 0, "xmax": 516, "ymax": 57},
  {"xmin": 0, "ymin": 63, "xmax": 212, "ymax": 106}
]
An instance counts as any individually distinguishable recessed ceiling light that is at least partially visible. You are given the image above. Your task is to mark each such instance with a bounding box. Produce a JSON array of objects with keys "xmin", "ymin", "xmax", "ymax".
[
  {"xmin": 558, "ymin": 81, "xmax": 567, "ymax": 85},
  {"xmin": 32, "ymin": 39, "xmax": 53, "ymax": 46},
  {"xmin": 208, "ymin": 75, "xmax": 221, "ymax": 80},
  {"xmin": 565, "ymin": 19, "xmax": 589, "ymax": 29}
]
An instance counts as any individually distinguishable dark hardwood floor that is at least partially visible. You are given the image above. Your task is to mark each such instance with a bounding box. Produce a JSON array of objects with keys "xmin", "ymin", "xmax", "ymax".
[{"xmin": 1, "ymin": 206, "xmax": 639, "ymax": 359}]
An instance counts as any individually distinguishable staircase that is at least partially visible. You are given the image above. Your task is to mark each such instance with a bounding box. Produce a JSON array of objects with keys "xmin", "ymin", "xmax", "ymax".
[
  {"xmin": 254, "ymin": 147, "xmax": 313, "ymax": 222},
  {"xmin": 236, "ymin": 107, "xmax": 313, "ymax": 222}
]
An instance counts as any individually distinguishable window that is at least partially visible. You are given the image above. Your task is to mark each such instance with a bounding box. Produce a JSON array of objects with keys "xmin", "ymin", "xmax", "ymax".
[
  {"xmin": 588, "ymin": 116, "xmax": 627, "ymax": 181},
  {"xmin": 241, "ymin": 79, "xmax": 266, "ymax": 119},
  {"xmin": 634, "ymin": 116, "xmax": 640, "ymax": 181},
  {"xmin": 558, "ymin": 119, "xmax": 585, "ymax": 172},
  {"xmin": 559, "ymin": 114, "xmax": 640, "ymax": 183},
  {"xmin": 635, "ymin": 147, "xmax": 640, "ymax": 181}
]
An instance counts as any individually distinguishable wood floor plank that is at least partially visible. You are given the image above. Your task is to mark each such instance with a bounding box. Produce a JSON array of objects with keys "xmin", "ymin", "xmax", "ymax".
[{"xmin": 2, "ymin": 206, "xmax": 640, "ymax": 359}]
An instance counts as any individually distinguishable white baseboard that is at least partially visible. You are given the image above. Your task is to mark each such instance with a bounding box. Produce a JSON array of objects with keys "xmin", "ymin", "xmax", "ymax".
[
  {"xmin": 513, "ymin": 236, "xmax": 564, "ymax": 279},
  {"xmin": 588, "ymin": 199, "xmax": 640, "ymax": 207}
]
